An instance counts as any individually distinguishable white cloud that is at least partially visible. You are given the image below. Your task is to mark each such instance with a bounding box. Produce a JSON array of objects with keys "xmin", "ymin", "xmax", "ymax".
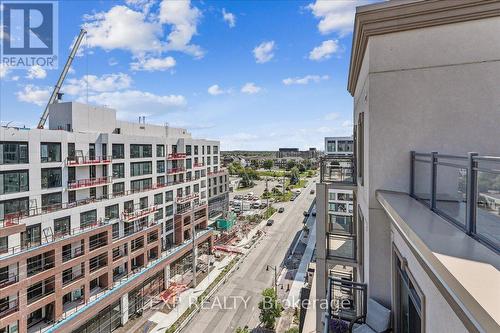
[
  {"xmin": 342, "ymin": 120, "xmax": 353, "ymax": 128},
  {"xmin": 308, "ymin": 0, "xmax": 359, "ymax": 36},
  {"xmin": 16, "ymin": 85, "xmax": 51, "ymax": 106},
  {"xmin": 309, "ymin": 39, "xmax": 339, "ymax": 61},
  {"xmin": 283, "ymin": 74, "xmax": 329, "ymax": 85},
  {"xmin": 159, "ymin": 0, "xmax": 203, "ymax": 58},
  {"xmin": 324, "ymin": 112, "xmax": 340, "ymax": 121},
  {"xmin": 26, "ymin": 65, "xmax": 47, "ymax": 79},
  {"xmin": 222, "ymin": 8, "xmax": 236, "ymax": 28},
  {"xmin": 125, "ymin": 0, "xmax": 155, "ymax": 14},
  {"xmin": 85, "ymin": 90, "xmax": 187, "ymax": 117},
  {"xmin": 241, "ymin": 82, "xmax": 261, "ymax": 94},
  {"xmin": 253, "ymin": 41, "xmax": 275, "ymax": 64},
  {"xmin": 108, "ymin": 58, "xmax": 118, "ymax": 66},
  {"xmin": 0, "ymin": 64, "xmax": 10, "ymax": 79},
  {"xmin": 63, "ymin": 73, "xmax": 132, "ymax": 96},
  {"xmin": 84, "ymin": 5, "xmax": 163, "ymax": 55},
  {"xmin": 207, "ymin": 84, "xmax": 229, "ymax": 96},
  {"xmin": 130, "ymin": 56, "xmax": 176, "ymax": 72}
]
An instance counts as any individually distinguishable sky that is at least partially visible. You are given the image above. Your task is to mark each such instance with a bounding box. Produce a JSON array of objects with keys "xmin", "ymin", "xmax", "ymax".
[{"xmin": 0, "ymin": 0, "xmax": 377, "ymax": 150}]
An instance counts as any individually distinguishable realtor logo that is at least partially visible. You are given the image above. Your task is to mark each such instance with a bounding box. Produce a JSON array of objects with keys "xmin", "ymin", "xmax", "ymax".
[{"xmin": 1, "ymin": 1, "xmax": 58, "ymax": 68}]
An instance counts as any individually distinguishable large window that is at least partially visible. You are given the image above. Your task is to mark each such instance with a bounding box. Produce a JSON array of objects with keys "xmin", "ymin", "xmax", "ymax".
[
  {"xmin": 1, "ymin": 170, "xmax": 29, "ymax": 194},
  {"xmin": 213, "ymin": 145, "xmax": 218, "ymax": 154},
  {"xmin": 154, "ymin": 193, "xmax": 163, "ymax": 205},
  {"xmin": 131, "ymin": 161, "xmax": 152, "ymax": 177},
  {"xmin": 112, "ymin": 163, "xmax": 125, "ymax": 179},
  {"xmin": 186, "ymin": 145, "xmax": 192, "ymax": 156},
  {"xmin": 41, "ymin": 168, "xmax": 62, "ymax": 189},
  {"xmin": 112, "ymin": 182, "xmax": 125, "ymax": 195},
  {"xmin": 0, "ymin": 141, "xmax": 28, "ymax": 164},
  {"xmin": 105, "ymin": 204, "xmax": 119, "ymax": 220},
  {"xmin": 54, "ymin": 216, "xmax": 71, "ymax": 236},
  {"xmin": 131, "ymin": 178, "xmax": 152, "ymax": 192},
  {"xmin": 157, "ymin": 160, "xmax": 165, "ymax": 173},
  {"xmin": 130, "ymin": 144, "xmax": 152, "ymax": 158},
  {"xmin": 165, "ymin": 190, "xmax": 173, "ymax": 203},
  {"xmin": 112, "ymin": 144, "xmax": 124, "ymax": 159},
  {"xmin": 40, "ymin": 142, "xmax": 61, "ymax": 163},
  {"xmin": 0, "ymin": 197, "xmax": 29, "ymax": 220},
  {"xmin": 80, "ymin": 210, "xmax": 97, "ymax": 228},
  {"xmin": 156, "ymin": 144, "xmax": 165, "ymax": 157},
  {"xmin": 41, "ymin": 192, "xmax": 62, "ymax": 208}
]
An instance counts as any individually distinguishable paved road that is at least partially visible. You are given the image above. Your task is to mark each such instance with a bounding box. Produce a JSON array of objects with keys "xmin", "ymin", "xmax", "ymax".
[{"xmin": 183, "ymin": 179, "xmax": 317, "ymax": 333}]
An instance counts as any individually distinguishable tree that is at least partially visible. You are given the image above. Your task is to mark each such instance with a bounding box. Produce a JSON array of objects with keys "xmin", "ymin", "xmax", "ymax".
[
  {"xmin": 240, "ymin": 172, "xmax": 254, "ymax": 188},
  {"xmin": 289, "ymin": 166, "xmax": 300, "ymax": 185},
  {"xmin": 286, "ymin": 160, "xmax": 296, "ymax": 170},
  {"xmin": 258, "ymin": 288, "xmax": 283, "ymax": 329},
  {"xmin": 235, "ymin": 327, "xmax": 250, "ymax": 333},
  {"xmin": 263, "ymin": 159, "xmax": 274, "ymax": 171},
  {"xmin": 250, "ymin": 159, "xmax": 259, "ymax": 169}
]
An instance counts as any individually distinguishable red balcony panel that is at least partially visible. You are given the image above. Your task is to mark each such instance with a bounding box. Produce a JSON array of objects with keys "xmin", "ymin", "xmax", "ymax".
[
  {"xmin": 68, "ymin": 177, "xmax": 112, "ymax": 190},
  {"xmin": 66, "ymin": 156, "xmax": 112, "ymax": 166},
  {"xmin": 122, "ymin": 205, "xmax": 158, "ymax": 222},
  {"xmin": 167, "ymin": 167, "xmax": 186, "ymax": 174},
  {"xmin": 167, "ymin": 153, "xmax": 186, "ymax": 160}
]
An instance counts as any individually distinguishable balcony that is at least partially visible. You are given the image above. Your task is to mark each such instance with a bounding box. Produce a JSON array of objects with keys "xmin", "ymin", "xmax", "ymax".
[
  {"xmin": 193, "ymin": 162, "xmax": 205, "ymax": 168},
  {"xmin": 62, "ymin": 246, "xmax": 84, "ymax": 262},
  {"xmin": 122, "ymin": 205, "xmax": 158, "ymax": 222},
  {"xmin": 66, "ymin": 155, "xmax": 112, "ymax": 166},
  {"xmin": 411, "ymin": 151, "xmax": 500, "ymax": 252},
  {"xmin": 320, "ymin": 155, "xmax": 356, "ymax": 185},
  {"xmin": 207, "ymin": 169, "xmax": 227, "ymax": 177},
  {"xmin": 167, "ymin": 153, "xmax": 186, "ymax": 160},
  {"xmin": 167, "ymin": 167, "xmax": 186, "ymax": 174},
  {"xmin": 68, "ymin": 176, "xmax": 112, "ymax": 190},
  {"xmin": 62, "ymin": 271, "xmax": 85, "ymax": 286},
  {"xmin": 176, "ymin": 193, "xmax": 199, "ymax": 204},
  {"xmin": 324, "ymin": 277, "xmax": 367, "ymax": 333},
  {"xmin": 0, "ymin": 273, "xmax": 18, "ymax": 288}
]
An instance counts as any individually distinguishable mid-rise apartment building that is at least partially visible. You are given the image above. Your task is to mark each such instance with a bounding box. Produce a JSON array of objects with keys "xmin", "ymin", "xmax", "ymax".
[
  {"xmin": 0, "ymin": 102, "xmax": 227, "ymax": 333},
  {"xmin": 317, "ymin": 1, "xmax": 500, "ymax": 333},
  {"xmin": 324, "ymin": 137, "xmax": 353, "ymax": 156}
]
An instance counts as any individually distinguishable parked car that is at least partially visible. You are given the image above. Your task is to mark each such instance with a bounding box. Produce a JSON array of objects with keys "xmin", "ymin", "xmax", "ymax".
[
  {"xmin": 303, "ymin": 211, "xmax": 310, "ymax": 217},
  {"xmin": 310, "ymin": 190, "xmax": 315, "ymax": 194},
  {"xmin": 312, "ymin": 210, "xmax": 317, "ymax": 216},
  {"xmin": 266, "ymin": 219, "xmax": 274, "ymax": 226},
  {"xmin": 278, "ymin": 207, "xmax": 285, "ymax": 213}
]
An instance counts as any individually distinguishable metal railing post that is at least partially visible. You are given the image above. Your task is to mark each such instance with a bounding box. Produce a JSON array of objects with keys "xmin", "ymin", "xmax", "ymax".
[
  {"xmin": 410, "ymin": 151, "xmax": 415, "ymax": 197},
  {"xmin": 431, "ymin": 152, "xmax": 438, "ymax": 210},
  {"xmin": 466, "ymin": 152, "xmax": 478, "ymax": 235}
]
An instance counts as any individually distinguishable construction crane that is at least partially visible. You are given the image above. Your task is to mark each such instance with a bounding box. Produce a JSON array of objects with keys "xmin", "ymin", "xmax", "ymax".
[{"xmin": 37, "ymin": 28, "xmax": 87, "ymax": 129}]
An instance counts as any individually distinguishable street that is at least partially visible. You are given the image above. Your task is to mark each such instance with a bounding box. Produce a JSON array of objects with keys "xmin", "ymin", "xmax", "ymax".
[{"xmin": 182, "ymin": 179, "xmax": 317, "ymax": 333}]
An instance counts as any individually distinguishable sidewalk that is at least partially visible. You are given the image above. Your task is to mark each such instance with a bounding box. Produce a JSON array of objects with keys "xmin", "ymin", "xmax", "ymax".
[{"xmin": 147, "ymin": 255, "xmax": 234, "ymax": 333}]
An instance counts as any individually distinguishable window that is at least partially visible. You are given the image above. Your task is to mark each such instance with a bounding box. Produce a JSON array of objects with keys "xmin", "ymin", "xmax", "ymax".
[
  {"xmin": 113, "ymin": 182, "xmax": 125, "ymax": 195},
  {"xmin": 214, "ymin": 156, "xmax": 219, "ymax": 164},
  {"xmin": 186, "ymin": 159, "xmax": 192, "ymax": 170},
  {"xmin": 154, "ymin": 208, "xmax": 163, "ymax": 221},
  {"xmin": 41, "ymin": 168, "xmax": 61, "ymax": 189},
  {"xmin": 213, "ymin": 146, "xmax": 218, "ymax": 154},
  {"xmin": 131, "ymin": 161, "xmax": 152, "ymax": 176},
  {"xmin": 156, "ymin": 144, "xmax": 165, "ymax": 157},
  {"xmin": 112, "ymin": 144, "xmax": 124, "ymax": 159},
  {"xmin": 157, "ymin": 176, "xmax": 165, "ymax": 186},
  {"xmin": 22, "ymin": 224, "xmax": 41, "ymax": 248},
  {"xmin": 105, "ymin": 204, "xmax": 119, "ymax": 220},
  {"xmin": 154, "ymin": 193, "xmax": 163, "ymax": 205},
  {"xmin": 0, "ymin": 197, "xmax": 29, "ymax": 220},
  {"xmin": 357, "ymin": 113, "xmax": 364, "ymax": 185},
  {"xmin": 1, "ymin": 170, "xmax": 29, "ymax": 194},
  {"xmin": 0, "ymin": 237, "xmax": 7, "ymax": 253},
  {"xmin": 157, "ymin": 160, "xmax": 165, "ymax": 173},
  {"xmin": 130, "ymin": 144, "xmax": 152, "ymax": 158},
  {"xmin": 0, "ymin": 141, "xmax": 29, "ymax": 164},
  {"xmin": 186, "ymin": 145, "xmax": 192, "ymax": 156},
  {"xmin": 80, "ymin": 210, "xmax": 97, "ymax": 228},
  {"xmin": 194, "ymin": 145, "xmax": 198, "ymax": 155},
  {"xmin": 112, "ymin": 163, "xmax": 125, "ymax": 179},
  {"xmin": 165, "ymin": 190, "xmax": 173, "ymax": 203},
  {"xmin": 89, "ymin": 143, "xmax": 96, "ymax": 160},
  {"xmin": 207, "ymin": 146, "xmax": 211, "ymax": 154},
  {"xmin": 68, "ymin": 143, "xmax": 76, "ymax": 160},
  {"xmin": 166, "ymin": 205, "xmax": 173, "ymax": 217},
  {"xmin": 40, "ymin": 142, "xmax": 61, "ymax": 162},
  {"xmin": 194, "ymin": 184, "xmax": 199, "ymax": 193},
  {"xmin": 207, "ymin": 156, "xmax": 211, "ymax": 166},
  {"xmin": 41, "ymin": 192, "xmax": 62, "ymax": 208},
  {"xmin": 54, "ymin": 217, "xmax": 70, "ymax": 236},
  {"xmin": 131, "ymin": 178, "xmax": 152, "ymax": 192},
  {"xmin": 165, "ymin": 219, "xmax": 173, "ymax": 232},
  {"xmin": 326, "ymin": 140, "xmax": 336, "ymax": 153},
  {"xmin": 68, "ymin": 191, "xmax": 76, "ymax": 203}
]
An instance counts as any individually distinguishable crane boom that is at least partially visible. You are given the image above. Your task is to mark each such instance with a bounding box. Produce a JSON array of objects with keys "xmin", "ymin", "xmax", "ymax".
[{"xmin": 37, "ymin": 28, "xmax": 87, "ymax": 129}]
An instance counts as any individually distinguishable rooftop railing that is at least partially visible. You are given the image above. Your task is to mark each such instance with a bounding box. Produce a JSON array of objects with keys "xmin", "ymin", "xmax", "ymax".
[
  {"xmin": 411, "ymin": 151, "xmax": 500, "ymax": 252},
  {"xmin": 320, "ymin": 155, "xmax": 356, "ymax": 184}
]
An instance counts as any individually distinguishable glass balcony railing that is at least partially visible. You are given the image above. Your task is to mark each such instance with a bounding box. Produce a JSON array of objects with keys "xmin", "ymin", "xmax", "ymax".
[
  {"xmin": 320, "ymin": 156, "xmax": 356, "ymax": 184},
  {"xmin": 411, "ymin": 151, "xmax": 500, "ymax": 252}
]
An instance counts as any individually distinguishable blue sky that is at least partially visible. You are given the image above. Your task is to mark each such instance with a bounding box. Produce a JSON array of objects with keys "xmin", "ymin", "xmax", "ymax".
[{"xmin": 0, "ymin": 0, "xmax": 375, "ymax": 150}]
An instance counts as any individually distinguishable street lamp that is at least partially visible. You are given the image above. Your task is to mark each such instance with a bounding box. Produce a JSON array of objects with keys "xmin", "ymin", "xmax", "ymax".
[{"xmin": 266, "ymin": 265, "xmax": 277, "ymax": 295}]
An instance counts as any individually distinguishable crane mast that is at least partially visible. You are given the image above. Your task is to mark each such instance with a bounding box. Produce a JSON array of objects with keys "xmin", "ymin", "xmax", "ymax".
[{"xmin": 37, "ymin": 28, "xmax": 87, "ymax": 129}]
